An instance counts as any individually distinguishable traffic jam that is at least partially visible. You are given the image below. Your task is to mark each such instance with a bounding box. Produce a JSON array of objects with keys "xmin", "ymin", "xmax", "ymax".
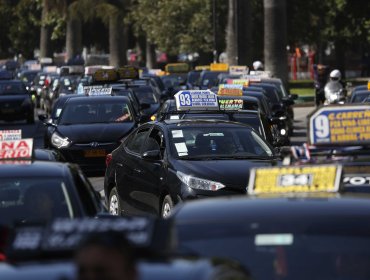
[{"xmin": 0, "ymin": 59, "xmax": 370, "ymax": 280}]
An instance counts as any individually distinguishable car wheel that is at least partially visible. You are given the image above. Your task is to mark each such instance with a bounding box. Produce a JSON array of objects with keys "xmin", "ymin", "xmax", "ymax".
[
  {"xmin": 109, "ymin": 187, "xmax": 122, "ymax": 216},
  {"xmin": 161, "ymin": 195, "xmax": 174, "ymax": 218}
]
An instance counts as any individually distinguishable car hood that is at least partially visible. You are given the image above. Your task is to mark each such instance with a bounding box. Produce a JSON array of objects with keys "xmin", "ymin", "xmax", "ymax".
[
  {"xmin": 174, "ymin": 159, "xmax": 276, "ymax": 190},
  {"xmin": 57, "ymin": 122, "xmax": 135, "ymax": 143}
]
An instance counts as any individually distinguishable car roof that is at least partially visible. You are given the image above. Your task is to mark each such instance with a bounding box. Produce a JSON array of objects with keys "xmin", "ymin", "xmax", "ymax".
[
  {"xmin": 352, "ymin": 90, "xmax": 370, "ymax": 95},
  {"xmin": 0, "ymin": 80, "xmax": 23, "ymax": 84},
  {"xmin": 172, "ymin": 194, "xmax": 370, "ymax": 224},
  {"xmin": 64, "ymin": 95, "xmax": 130, "ymax": 104},
  {"xmin": 161, "ymin": 119, "xmax": 255, "ymax": 128},
  {"xmin": 0, "ymin": 161, "xmax": 72, "ymax": 178}
]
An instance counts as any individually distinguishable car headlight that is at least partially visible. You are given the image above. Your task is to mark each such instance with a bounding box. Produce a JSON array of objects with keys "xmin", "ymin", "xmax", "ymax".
[
  {"xmin": 51, "ymin": 132, "xmax": 71, "ymax": 148},
  {"xmin": 280, "ymin": 128, "xmax": 286, "ymax": 136},
  {"xmin": 177, "ymin": 171, "xmax": 225, "ymax": 191}
]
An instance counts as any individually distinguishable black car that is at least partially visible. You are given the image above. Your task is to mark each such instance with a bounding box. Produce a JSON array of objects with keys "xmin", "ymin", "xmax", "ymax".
[
  {"xmin": 43, "ymin": 96, "xmax": 138, "ymax": 175},
  {"xmin": 127, "ymin": 85, "xmax": 161, "ymax": 122},
  {"xmin": 348, "ymin": 89, "xmax": 370, "ymax": 103},
  {"xmin": 104, "ymin": 119, "xmax": 277, "ymax": 217},
  {"xmin": 0, "ymin": 80, "xmax": 34, "ymax": 124},
  {"xmin": 169, "ymin": 193, "xmax": 370, "ymax": 280},
  {"xmin": 16, "ymin": 70, "xmax": 39, "ymax": 90},
  {"xmin": 154, "ymin": 99, "xmax": 277, "ymax": 146},
  {"xmin": 0, "ymin": 161, "xmax": 106, "ymax": 227},
  {"xmin": 198, "ymin": 71, "xmax": 228, "ymax": 90}
]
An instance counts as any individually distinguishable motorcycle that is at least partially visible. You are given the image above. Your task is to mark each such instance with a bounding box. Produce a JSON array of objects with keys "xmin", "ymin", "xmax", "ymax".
[{"xmin": 324, "ymin": 81, "xmax": 346, "ymax": 105}]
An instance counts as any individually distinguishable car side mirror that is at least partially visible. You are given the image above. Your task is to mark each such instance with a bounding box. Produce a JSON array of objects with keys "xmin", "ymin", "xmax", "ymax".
[
  {"xmin": 290, "ymin": 94, "xmax": 298, "ymax": 100},
  {"xmin": 142, "ymin": 150, "xmax": 161, "ymax": 161},
  {"xmin": 38, "ymin": 113, "xmax": 48, "ymax": 122},
  {"xmin": 140, "ymin": 103, "xmax": 151, "ymax": 110}
]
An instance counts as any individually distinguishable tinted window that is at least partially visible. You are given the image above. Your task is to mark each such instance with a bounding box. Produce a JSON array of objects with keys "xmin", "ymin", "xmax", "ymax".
[
  {"xmin": 0, "ymin": 178, "xmax": 75, "ymax": 225},
  {"xmin": 58, "ymin": 100, "xmax": 133, "ymax": 124},
  {"xmin": 126, "ymin": 127, "xmax": 150, "ymax": 154},
  {"xmin": 0, "ymin": 82, "xmax": 27, "ymax": 95},
  {"xmin": 169, "ymin": 126, "xmax": 272, "ymax": 158},
  {"xmin": 132, "ymin": 87, "xmax": 159, "ymax": 104}
]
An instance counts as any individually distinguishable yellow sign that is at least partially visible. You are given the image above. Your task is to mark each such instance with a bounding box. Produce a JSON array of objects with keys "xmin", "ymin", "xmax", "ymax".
[
  {"xmin": 93, "ymin": 69, "xmax": 118, "ymax": 82},
  {"xmin": 165, "ymin": 63, "xmax": 189, "ymax": 73},
  {"xmin": 227, "ymin": 79, "xmax": 249, "ymax": 87},
  {"xmin": 117, "ymin": 66, "xmax": 139, "ymax": 80},
  {"xmin": 195, "ymin": 65, "xmax": 210, "ymax": 71},
  {"xmin": 368, "ymin": 81, "xmax": 370, "ymax": 90},
  {"xmin": 210, "ymin": 63, "xmax": 229, "ymax": 72},
  {"xmin": 218, "ymin": 84, "xmax": 243, "ymax": 96},
  {"xmin": 248, "ymin": 165, "xmax": 342, "ymax": 195}
]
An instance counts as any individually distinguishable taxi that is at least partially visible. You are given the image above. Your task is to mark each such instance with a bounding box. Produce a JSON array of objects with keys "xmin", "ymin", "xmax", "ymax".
[
  {"xmin": 0, "ymin": 80, "xmax": 34, "ymax": 124},
  {"xmin": 169, "ymin": 162, "xmax": 370, "ymax": 280},
  {"xmin": 104, "ymin": 90, "xmax": 278, "ymax": 217},
  {"xmin": 0, "ymin": 139, "xmax": 106, "ymax": 227},
  {"xmin": 0, "ymin": 218, "xmax": 250, "ymax": 280},
  {"xmin": 42, "ymin": 88, "xmax": 138, "ymax": 176},
  {"xmin": 286, "ymin": 104, "xmax": 370, "ymax": 194}
]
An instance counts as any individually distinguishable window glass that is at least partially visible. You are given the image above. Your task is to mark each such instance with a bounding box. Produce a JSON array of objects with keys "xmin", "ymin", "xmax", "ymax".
[{"xmin": 126, "ymin": 127, "xmax": 150, "ymax": 154}]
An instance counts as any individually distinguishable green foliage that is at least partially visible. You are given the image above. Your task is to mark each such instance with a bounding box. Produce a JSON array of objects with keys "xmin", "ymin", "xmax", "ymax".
[{"xmin": 130, "ymin": 0, "xmax": 213, "ymax": 55}]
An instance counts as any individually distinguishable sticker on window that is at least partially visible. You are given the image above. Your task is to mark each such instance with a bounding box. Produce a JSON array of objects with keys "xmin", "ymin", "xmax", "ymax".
[
  {"xmin": 172, "ymin": 130, "xmax": 184, "ymax": 138},
  {"xmin": 203, "ymin": 133, "xmax": 224, "ymax": 137},
  {"xmin": 255, "ymin": 234, "xmax": 293, "ymax": 246},
  {"xmin": 170, "ymin": 115, "xmax": 180, "ymax": 120},
  {"xmin": 56, "ymin": 108, "xmax": 62, "ymax": 117},
  {"xmin": 175, "ymin": 143, "xmax": 188, "ymax": 155}
]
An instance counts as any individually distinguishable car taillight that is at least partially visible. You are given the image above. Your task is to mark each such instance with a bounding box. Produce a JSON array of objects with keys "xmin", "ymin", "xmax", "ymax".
[
  {"xmin": 106, "ymin": 154, "xmax": 113, "ymax": 167},
  {"xmin": 0, "ymin": 226, "xmax": 9, "ymax": 262}
]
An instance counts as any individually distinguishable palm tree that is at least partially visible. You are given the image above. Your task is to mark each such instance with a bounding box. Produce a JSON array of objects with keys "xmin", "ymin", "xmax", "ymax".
[
  {"xmin": 263, "ymin": 0, "xmax": 288, "ymax": 87},
  {"xmin": 40, "ymin": 0, "xmax": 53, "ymax": 58},
  {"xmin": 65, "ymin": 0, "xmax": 82, "ymax": 61},
  {"xmin": 236, "ymin": 0, "xmax": 252, "ymax": 65},
  {"xmin": 225, "ymin": 0, "xmax": 237, "ymax": 65}
]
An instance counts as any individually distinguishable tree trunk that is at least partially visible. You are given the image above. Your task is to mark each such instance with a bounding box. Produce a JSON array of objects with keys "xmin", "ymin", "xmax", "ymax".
[
  {"xmin": 40, "ymin": 0, "xmax": 52, "ymax": 58},
  {"xmin": 66, "ymin": 15, "xmax": 82, "ymax": 61},
  {"xmin": 225, "ymin": 0, "xmax": 238, "ymax": 65},
  {"xmin": 145, "ymin": 39, "xmax": 156, "ymax": 69},
  {"xmin": 263, "ymin": 0, "xmax": 288, "ymax": 87},
  {"xmin": 109, "ymin": 14, "xmax": 127, "ymax": 67},
  {"xmin": 334, "ymin": 39, "xmax": 346, "ymax": 79},
  {"xmin": 237, "ymin": 0, "xmax": 252, "ymax": 66}
]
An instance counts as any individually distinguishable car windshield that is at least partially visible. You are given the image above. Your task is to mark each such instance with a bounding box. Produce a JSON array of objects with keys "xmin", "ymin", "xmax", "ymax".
[
  {"xmin": 161, "ymin": 75, "xmax": 185, "ymax": 89},
  {"xmin": 0, "ymin": 82, "xmax": 27, "ymax": 95},
  {"xmin": 177, "ymin": 223, "xmax": 370, "ymax": 280},
  {"xmin": 58, "ymin": 100, "xmax": 133, "ymax": 124},
  {"xmin": 169, "ymin": 126, "xmax": 272, "ymax": 159},
  {"xmin": 352, "ymin": 92, "xmax": 370, "ymax": 103},
  {"xmin": 132, "ymin": 87, "xmax": 158, "ymax": 104},
  {"xmin": 21, "ymin": 72, "xmax": 38, "ymax": 83},
  {"xmin": 200, "ymin": 72, "xmax": 223, "ymax": 88},
  {"xmin": 187, "ymin": 72, "xmax": 201, "ymax": 85},
  {"xmin": 0, "ymin": 177, "xmax": 74, "ymax": 226},
  {"xmin": 253, "ymin": 85, "xmax": 280, "ymax": 104}
]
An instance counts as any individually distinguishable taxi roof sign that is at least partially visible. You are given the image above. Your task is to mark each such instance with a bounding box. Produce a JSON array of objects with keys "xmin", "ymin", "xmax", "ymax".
[
  {"xmin": 0, "ymin": 138, "xmax": 33, "ymax": 160},
  {"xmin": 308, "ymin": 105, "xmax": 370, "ymax": 146},
  {"xmin": 229, "ymin": 65, "xmax": 248, "ymax": 75},
  {"xmin": 165, "ymin": 63, "xmax": 189, "ymax": 73},
  {"xmin": 117, "ymin": 66, "xmax": 139, "ymax": 80},
  {"xmin": 248, "ymin": 164, "xmax": 342, "ymax": 195},
  {"xmin": 218, "ymin": 84, "xmax": 243, "ymax": 96},
  {"xmin": 93, "ymin": 69, "xmax": 119, "ymax": 83},
  {"xmin": 368, "ymin": 81, "xmax": 370, "ymax": 91},
  {"xmin": 227, "ymin": 79, "xmax": 250, "ymax": 87},
  {"xmin": 83, "ymin": 85, "xmax": 112, "ymax": 96},
  {"xmin": 249, "ymin": 70, "xmax": 272, "ymax": 78},
  {"xmin": 210, "ymin": 63, "xmax": 229, "ymax": 72},
  {"xmin": 174, "ymin": 90, "xmax": 219, "ymax": 111},
  {"xmin": 195, "ymin": 65, "xmax": 211, "ymax": 71},
  {"xmin": 0, "ymin": 130, "xmax": 22, "ymax": 141}
]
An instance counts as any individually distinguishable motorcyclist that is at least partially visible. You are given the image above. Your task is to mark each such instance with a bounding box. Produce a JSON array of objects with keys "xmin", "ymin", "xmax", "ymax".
[
  {"xmin": 313, "ymin": 64, "xmax": 330, "ymax": 106},
  {"xmin": 329, "ymin": 69, "xmax": 345, "ymax": 87},
  {"xmin": 252, "ymin": 61, "xmax": 264, "ymax": 71},
  {"xmin": 324, "ymin": 69, "xmax": 346, "ymax": 105}
]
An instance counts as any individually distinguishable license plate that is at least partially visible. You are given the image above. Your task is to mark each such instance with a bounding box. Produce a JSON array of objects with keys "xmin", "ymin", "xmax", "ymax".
[
  {"xmin": 2, "ymin": 108, "xmax": 15, "ymax": 114},
  {"xmin": 84, "ymin": 149, "xmax": 106, "ymax": 157}
]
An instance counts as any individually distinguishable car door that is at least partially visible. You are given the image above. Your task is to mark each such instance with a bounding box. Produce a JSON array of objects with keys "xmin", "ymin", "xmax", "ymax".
[
  {"xmin": 132, "ymin": 126, "xmax": 167, "ymax": 215},
  {"xmin": 115, "ymin": 125, "xmax": 152, "ymax": 215}
]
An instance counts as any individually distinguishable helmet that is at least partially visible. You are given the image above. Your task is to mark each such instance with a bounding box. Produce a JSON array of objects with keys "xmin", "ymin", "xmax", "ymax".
[
  {"xmin": 253, "ymin": 61, "xmax": 264, "ymax": 71},
  {"xmin": 329, "ymin": 69, "xmax": 341, "ymax": 81}
]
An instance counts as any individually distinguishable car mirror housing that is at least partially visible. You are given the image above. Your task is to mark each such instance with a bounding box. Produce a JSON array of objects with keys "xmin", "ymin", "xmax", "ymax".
[{"xmin": 142, "ymin": 150, "xmax": 161, "ymax": 161}]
